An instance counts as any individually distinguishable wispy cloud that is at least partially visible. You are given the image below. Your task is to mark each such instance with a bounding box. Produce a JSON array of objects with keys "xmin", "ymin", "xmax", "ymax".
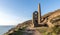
[
  {"xmin": 0, "ymin": 12, "xmax": 21, "ymax": 25},
  {"xmin": 0, "ymin": 11, "xmax": 30, "ymax": 25}
]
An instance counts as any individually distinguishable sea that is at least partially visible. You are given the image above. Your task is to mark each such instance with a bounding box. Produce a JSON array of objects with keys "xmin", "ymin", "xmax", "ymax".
[{"xmin": 0, "ymin": 26, "xmax": 15, "ymax": 35}]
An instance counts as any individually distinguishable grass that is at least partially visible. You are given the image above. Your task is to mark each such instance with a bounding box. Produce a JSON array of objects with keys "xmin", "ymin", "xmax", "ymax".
[{"xmin": 34, "ymin": 26, "xmax": 60, "ymax": 35}]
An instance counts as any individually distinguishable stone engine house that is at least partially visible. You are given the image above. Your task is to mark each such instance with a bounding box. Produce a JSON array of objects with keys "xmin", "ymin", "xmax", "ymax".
[{"xmin": 32, "ymin": 3, "xmax": 60, "ymax": 27}]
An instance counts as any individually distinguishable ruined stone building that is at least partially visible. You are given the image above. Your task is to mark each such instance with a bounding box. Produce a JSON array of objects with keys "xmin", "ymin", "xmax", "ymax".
[{"xmin": 32, "ymin": 3, "xmax": 60, "ymax": 27}]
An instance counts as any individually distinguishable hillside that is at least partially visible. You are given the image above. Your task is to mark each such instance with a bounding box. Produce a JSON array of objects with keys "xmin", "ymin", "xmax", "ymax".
[{"xmin": 4, "ymin": 9, "xmax": 60, "ymax": 35}]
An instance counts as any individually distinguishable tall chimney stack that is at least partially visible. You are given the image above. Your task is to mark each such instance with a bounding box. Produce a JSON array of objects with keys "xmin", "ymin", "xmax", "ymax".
[{"xmin": 38, "ymin": 3, "xmax": 41, "ymax": 24}]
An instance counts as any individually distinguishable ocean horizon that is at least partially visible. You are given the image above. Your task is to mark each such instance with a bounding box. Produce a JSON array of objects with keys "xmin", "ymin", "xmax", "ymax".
[{"xmin": 0, "ymin": 26, "xmax": 15, "ymax": 35}]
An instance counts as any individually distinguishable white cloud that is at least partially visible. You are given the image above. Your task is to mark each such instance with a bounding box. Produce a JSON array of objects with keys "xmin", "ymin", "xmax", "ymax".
[
  {"xmin": 0, "ymin": 6, "xmax": 31, "ymax": 25},
  {"xmin": 0, "ymin": 12, "xmax": 15, "ymax": 25},
  {"xmin": 0, "ymin": 12, "xmax": 24, "ymax": 25},
  {"xmin": 0, "ymin": 12, "xmax": 30, "ymax": 25}
]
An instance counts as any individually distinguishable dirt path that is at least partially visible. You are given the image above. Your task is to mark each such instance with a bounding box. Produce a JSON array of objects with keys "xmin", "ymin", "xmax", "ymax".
[{"xmin": 23, "ymin": 29, "xmax": 41, "ymax": 35}]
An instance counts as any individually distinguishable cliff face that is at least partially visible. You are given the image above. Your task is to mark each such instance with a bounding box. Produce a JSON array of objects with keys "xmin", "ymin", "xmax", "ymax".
[{"xmin": 4, "ymin": 9, "xmax": 60, "ymax": 35}]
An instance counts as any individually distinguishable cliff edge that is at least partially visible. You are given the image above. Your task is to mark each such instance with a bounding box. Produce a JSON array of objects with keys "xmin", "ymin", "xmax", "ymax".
[{"xmin": 4, "ymin": 9, "xmax": 60, "ymax": 35}]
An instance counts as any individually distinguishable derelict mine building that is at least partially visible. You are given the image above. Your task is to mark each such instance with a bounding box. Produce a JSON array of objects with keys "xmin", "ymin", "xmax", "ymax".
[{"xmin": 32, "ymin": 3, "xmax": 60, "ymax": 27}]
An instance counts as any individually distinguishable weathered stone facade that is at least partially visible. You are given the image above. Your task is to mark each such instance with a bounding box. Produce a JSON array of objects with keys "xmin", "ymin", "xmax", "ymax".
[{"xmin": 32, "ymin": 3, "xmax": 60, "ymax": 27}]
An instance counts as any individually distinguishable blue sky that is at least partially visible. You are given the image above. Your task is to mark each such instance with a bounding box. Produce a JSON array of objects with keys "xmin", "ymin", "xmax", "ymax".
[{"xmin": 0, "ymin": 0, "xmax": 60, "ymax": 25}]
